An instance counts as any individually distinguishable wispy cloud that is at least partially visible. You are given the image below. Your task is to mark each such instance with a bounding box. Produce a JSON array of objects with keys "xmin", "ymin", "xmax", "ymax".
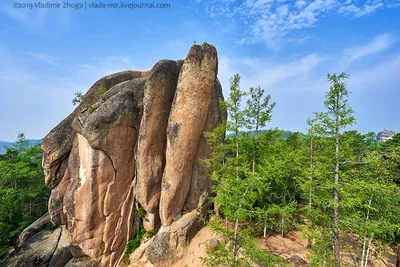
[
  {"xmin": 80, "ymin": 56, "xmax": 138, "ymax": 81},
  {"xmin": 0, "ymin": 45, "xmax": 139, "ymax": 140},
  {"xmin": 348, "ymin": 55, "xmax": 400, "ymax": 90},
  {"xmin": 343, "ymin": 33, "xmax": 397, "ymax": 62},
  {"xmin": 29, "ymin": 53, "xmax": 62, "ymax": 68},
  {"xmin": 217, "ymin": 47, "xmax": 400, "ymax": 133},
  {"xmin": 218, "ymin": 53, "xmax": 324, "ymax": 97},
  {"xmin": 0, "ymin": 0, "xmax": 71, "ymax": 31},
  {"xmin": 196, "ymin": 0, "xmax": 399, "ymax": 49},
  {"xmin": 338, "ymin": 0, "xmax": 384, "ymax": 17},
  {"xmin": 0, "ymin": 1, "xmax": 47, "ymax": 27}
]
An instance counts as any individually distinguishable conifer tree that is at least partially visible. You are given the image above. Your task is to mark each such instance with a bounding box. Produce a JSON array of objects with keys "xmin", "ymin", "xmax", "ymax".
[
  {"xmin": 244, "ymin": 86, "xmax": 275, "ymax": 173},
  {"xmin": 316, "ymin": 72, "xmax": 355, "ymax": 266}
]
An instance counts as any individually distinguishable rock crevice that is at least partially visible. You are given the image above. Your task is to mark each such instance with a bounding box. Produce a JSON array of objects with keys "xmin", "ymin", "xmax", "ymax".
[{"xmin": 34, "ymin": 43, "xmax": 226, "ymax": 267}]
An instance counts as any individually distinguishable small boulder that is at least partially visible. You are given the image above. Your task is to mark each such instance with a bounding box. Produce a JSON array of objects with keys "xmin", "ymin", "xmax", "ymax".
[
  {"xmin": 287, "ymin": 255, "xmax": 308, "ymax": 266},
  {"xmin": 208, "ymin": 238, "xmax": 219, "ymax": 251}
]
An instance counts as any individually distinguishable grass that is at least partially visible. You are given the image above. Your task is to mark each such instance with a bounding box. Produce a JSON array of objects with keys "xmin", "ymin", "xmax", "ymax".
[{"xmin": 95, "ymin": 85, "xmax": 106, "ymax": 95}]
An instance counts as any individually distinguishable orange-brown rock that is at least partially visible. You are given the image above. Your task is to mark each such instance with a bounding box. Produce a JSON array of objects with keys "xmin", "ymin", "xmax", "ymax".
[
  {"xmin": 184, "ymin": 79, "xmax": 226, "ymax": 211},
  {"xmin": 160, "ymin": 43, "xmax": 219, "ymax": 226},
  {"xmin": 136, "ymin": 60, "xmax": 182, "ymax": 228},
  {"xmin": 40, "ymin": 43, "xmax": 225, "ymax": 267}
]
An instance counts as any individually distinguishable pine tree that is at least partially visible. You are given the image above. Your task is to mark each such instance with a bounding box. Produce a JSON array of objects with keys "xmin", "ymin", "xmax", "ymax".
[
  {"xmin": 244, "ymin": 86, "xmax": 275, "ymax": 173},
  {"xmin": 224, "ymin": 74, "xmax": 246, "ymax": 172},
  {"xmin": 316, "ymin": 72, "xmax": 355, "ymax": 266}
]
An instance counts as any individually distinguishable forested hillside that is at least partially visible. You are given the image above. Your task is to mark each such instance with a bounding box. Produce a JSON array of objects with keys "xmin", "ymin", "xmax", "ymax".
[
  {"xmin": 0, "ymin": 139, "xmax": 42, "ymax": 155},
  {"xmin": 0, "ymin": 134, "xmax": 49, "ymax": 258}
]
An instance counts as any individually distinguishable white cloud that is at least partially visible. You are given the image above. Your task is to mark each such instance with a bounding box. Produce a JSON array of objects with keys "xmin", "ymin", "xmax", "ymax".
[
  {"xmin": 217, "ymin": 48, "xmax": 400, "ymax": 133},
  {"xmin": 343, "ymin": 33, "xmax": 397, "ymax": 62},
  {"xmin": 295, "ymin": 0, "xmax": 307, "ymax": 8},
  {"xmin": 198, "ymin": 0, "xmax": 399, "ymax": 48},
  {"xmin": 338, "ymin": 1, "xmax": 384, "ymax": 17},
  {"xmin": 0, "ymin": 0, "xmax": 71, "ymax": 30},
  {"xmin": 348, "ymin": 55, "xmax": 400, "ymax": 90},
  {"xmin": 30, "ymin": 53, "xmax": 61, "ymax": 68},
  {"xmin": 0, "ymin": 4, "xmax": 47, "ymax": 27},
  {"xmin": 217, "ymin": 53, "xmax": 324, "ymax": 98},
  {"xmin": 0, "ymin": 45, "xmax": 140, "ymax": 140},
  {"xmin": 80, "ymin": 56, "xmax": 139, "ymax": 81}
]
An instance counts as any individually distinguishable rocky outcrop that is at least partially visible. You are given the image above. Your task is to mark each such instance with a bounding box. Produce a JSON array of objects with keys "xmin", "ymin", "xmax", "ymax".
[
  {"xmin": 136, "ymin": 60, "xmax": 182, "ymax": 230},
  {"xmin": 0, "ymin": 224, "xmax": 72, "ymax": 267},
  {"xmin": 18, "ymin": 212, "xmax": 52, "ymax": 245},
  {"xmin": 160, "ymin": 43, "xmax": 218, "ymax": 226},
  {"xmin": 377, "ymin": 130, "xmax": 398, "ymax": 142},
  {"xmin": 40, "ymin": 43, "xmax": 226, "ymax": 267}
]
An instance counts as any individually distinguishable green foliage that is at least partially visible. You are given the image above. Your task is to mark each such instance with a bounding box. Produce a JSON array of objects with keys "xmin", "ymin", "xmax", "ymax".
[
  {"xmin": 83, "ymin": 103, "xmax": 97, "ymax": 113},
  {"xmin": 95, "ymin": 85, "xmax": 106, "ymax": 96},
  {"xmin": 309, "ymin": 72, "xmax": 356, "ymax": 266},
  {"xmin": 200, "ymin": 216, "xmax": 285, "ymax": 267},
  {"xmin": 317, "ymin": 72, "xmax": 356, "ymax": 133},
  {"xmin": 145, "ymin": 228, "xmax": 158, "ymax": 238},
  {"xmin": 122, "ymin": 224, "xmax": 146, "ymax": 264},
  {"xmin": 205, "ymin": 71, "xmax": 399, "ymax": 266},
  {"xmin": 72, "ymin": 91, "xmax": 83, "ymax": 106},
  {"xmin": 381, "ymin": 133, "xmax": 400, "ymax": 149},
  {"xmin": 225, "ymin": 73, "xmax": 247, "ymax": 137},
  {"xmin": 137, "ymin": 207, "xmax": 146, "ymax": 218},
  {"xmin": 0, "ymin": 134, "xmax": 49, "ymax": 259},
  {"xmin": 244, "ymin": 86, "xmax": 275, "ymax": 131}
]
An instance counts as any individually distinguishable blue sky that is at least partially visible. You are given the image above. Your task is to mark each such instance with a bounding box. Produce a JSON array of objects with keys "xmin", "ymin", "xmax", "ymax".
[{"xmin": 0, "ymin": 0, "xmax": 399, "ymax": 141}]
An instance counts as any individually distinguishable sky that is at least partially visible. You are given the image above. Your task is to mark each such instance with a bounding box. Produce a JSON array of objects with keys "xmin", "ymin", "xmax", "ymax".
[{"xmin": 0, "ymin": 0, "xmax": 399, "ymax": 141}]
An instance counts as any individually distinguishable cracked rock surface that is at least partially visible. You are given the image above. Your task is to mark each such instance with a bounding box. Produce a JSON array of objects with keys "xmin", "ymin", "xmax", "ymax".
[
  {"xmin": 31, "ymin": 43, "xmax": 226, "ymax": 267},
  {"xmin": 0, "ymin": 215, "xmax": 72, "ymax": 267}
]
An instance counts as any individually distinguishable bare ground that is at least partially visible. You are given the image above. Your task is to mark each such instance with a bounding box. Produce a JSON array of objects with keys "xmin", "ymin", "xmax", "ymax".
[{"xmin": 124, "ymin": 227, "xmax": 398, "ymax": 267}]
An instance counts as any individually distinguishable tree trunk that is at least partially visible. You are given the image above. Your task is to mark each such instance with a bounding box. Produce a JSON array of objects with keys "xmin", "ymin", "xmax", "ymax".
[
  {"xmin": 395, "ymin": 246, "xmax": 400, "ymax": 267},
  {"xmin": 361, "ymin": 236, "xmax": 367, "ymax": 267},
  {"xmin": 308, "ymin": 134, "xmax": 314, "ymax": 248},
  {"xmin": 333, "ymin": 97, "xmax": 341, "ymax": 266},
  {"xmin": 361, "ymin": 196, "xmax": 372, "ymax": 267},
  {"xmin": 232, "ymin": 178, "xmax": 261, "ymax": 262},
  {"xmin": 252, "ymin": 121, "xmax": 259, "ymax": 174},
  {"xmin": 263, "ymin": 220, "xmax": 267, "ymax": 238},
  {"xmin": 232, "ymin": 216, "xmax": 239, "ymax": 262},
  {"xmin": 364, "ymin": 237, "xmax": 373, "ymax": 267},
  {"xmin": 235, "ymin": 123, "xmax": 239, "ymax": 180}
]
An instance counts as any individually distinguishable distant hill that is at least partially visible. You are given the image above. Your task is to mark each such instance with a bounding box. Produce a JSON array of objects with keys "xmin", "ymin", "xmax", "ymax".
[
  {"xmin": 0, "ymin": 139, "xmax": 42, "ymax": 154},
  {"xmin": 226, "ymin": 129, "xmax": 306, "ymax": 139}
]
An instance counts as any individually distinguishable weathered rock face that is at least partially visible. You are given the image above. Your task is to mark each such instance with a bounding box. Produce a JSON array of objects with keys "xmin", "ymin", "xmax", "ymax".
[
  {"xmin": 18, "ymin": 212, "xmax": 52, "ymax": 245},
  {"xmin": 40, "ymin": 43, "xmax": 226, "ymax": 267},
  {"xmin": 1, "ymin": 218, "xmax": 72, "ymax": 267},
  {"xmin": 136, "ymin": 60, "xmax": 183, "ymax": 230},
  {"xmin": 160, "ymin": 43, "xmax": 218, "ymax": 226},
  {"xmin": 377, "ymin": 130, "xmax": 398, "ymax": 142}
]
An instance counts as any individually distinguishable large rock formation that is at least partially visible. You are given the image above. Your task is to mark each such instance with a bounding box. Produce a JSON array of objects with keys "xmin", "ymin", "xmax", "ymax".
[{"xmin": 37, "ymin": 43, "xmax": 225, "ymax": 267}]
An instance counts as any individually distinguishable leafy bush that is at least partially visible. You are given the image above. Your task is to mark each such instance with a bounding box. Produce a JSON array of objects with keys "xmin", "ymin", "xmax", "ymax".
[
  {"xmin": 122, "ymin": 224, "xmax": 146, "ymax": 264},
  {"xmin": 72, "ymin": 92, "xmax": 83, "ymax": 106},
  {"xmin": 95, "ymin": 85, "xmax": 106, "ymax": 95}
]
